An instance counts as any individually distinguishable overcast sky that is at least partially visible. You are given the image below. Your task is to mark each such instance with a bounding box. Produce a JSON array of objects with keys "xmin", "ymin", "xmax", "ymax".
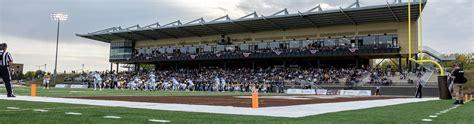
[{"xmin": 0, "ymin": 0, "xmax": 472, "ymax": 72}]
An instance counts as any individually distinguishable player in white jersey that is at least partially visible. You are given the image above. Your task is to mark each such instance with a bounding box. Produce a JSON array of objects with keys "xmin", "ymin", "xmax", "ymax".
[
  {"xmin": 172, "ymin": 77, "xmax": 180, "ymax": 91},
  {"xmin": 214, "ymin": 76, "xmax": 220, "ymax": 91},
  {"xmin": 128, "ymin": 79, "xmax": 137, "ymax": 90},
  {"xmin": 93, "ymin": 72, "xmax": 103, "ymax": 91},
  {"xmin": 180, "ymin": 83, "xmax": 187, "ymax": 91},
  {"xmin": 148, "ymin": 72, "xmax": 156, "ymax": 91},
  {"xmin": 187, "ymin": 79, "xmax": 194, "ymax": 91},
  {"xmin": 220, "ymin": 77, "xmax": 226, "ymax": 92},
  {"xmin": 162, "ymin": 80, "xmax": 171, "ymax": 91},
  {"xmin": 133, "ymin": 76, "xmax": 141, "ymax": 90}
]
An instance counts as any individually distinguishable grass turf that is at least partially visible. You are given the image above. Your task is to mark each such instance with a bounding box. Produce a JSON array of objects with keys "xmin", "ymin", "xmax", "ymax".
[
  {"xmin": 0, "ymin": 99, "xmax": 472, "ymax": 124},
  {"xmin": 1, "ymin": 85, "xmax": 473, "ymax": 124}
]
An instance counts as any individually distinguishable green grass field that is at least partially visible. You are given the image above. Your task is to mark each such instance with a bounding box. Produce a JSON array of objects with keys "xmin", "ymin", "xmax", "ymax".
[
  {"xmin": 0, "ymin": 99, "xmax": 472, "ymax": 124},
  {"xmin": 0, "ymin": 87, "xmax": 473, "ymax": 124}
]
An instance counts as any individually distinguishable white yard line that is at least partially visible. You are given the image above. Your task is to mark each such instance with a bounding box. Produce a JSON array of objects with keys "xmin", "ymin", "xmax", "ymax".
[
  {"xmin": 0, "ymin": 96, "xmax": 438, "ymax": 118},
  {"xmin": 149, "ymin": 119, "xmax": 171, "ymax": 123},
  {"xmin": 421, "ymin": 119, "xmax": 433, "ymax": 122},
  {"xmin": 103, "ymin": 116, "xmax": 121, "ymax": 119},
  {"xmin": 0, "ymin": 107, "xmax": 97, "ymax": 112},
  {"xmin": 33, "ymin": 109, "xmax": 49, "ymax": 112},
  {"xmin": 65, "ymin": 112, "xmax": 82, "ymax": 115},
  {"xmin": 421, "ymin": 104, "xmax": 461, "ymax": 122},
  {"xmin": 421, "ymin": 105, "xmax": 460, "ymax": 122},
  {"xmin": 6, "ymin": 107, "xmax": 20, "ymax": 110}
]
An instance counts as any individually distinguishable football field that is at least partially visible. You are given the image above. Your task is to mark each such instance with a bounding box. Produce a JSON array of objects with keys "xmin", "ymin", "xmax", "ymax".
[{"xmin": 0, "ymin": 87, "xmax": 472, "ymax": 124}]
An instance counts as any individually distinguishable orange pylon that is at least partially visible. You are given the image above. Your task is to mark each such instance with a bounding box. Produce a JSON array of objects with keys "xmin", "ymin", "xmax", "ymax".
[
  {"xmin": 252, "ymin": 88, "xmax": 259, "ymax": 109},
  {"xmin": 31, "ymin": 84, "xmax": 36, "ymax": 96}
]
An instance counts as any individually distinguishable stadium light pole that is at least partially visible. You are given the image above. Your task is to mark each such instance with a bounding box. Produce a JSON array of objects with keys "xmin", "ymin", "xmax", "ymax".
[{"xmin": 51, "ymin": 13, "xmax": 68, "ymax": 84}]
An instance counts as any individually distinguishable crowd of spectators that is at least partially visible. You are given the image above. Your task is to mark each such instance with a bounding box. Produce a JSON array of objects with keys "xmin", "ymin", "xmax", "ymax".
[
  {"xmin": 366, "ymin": 67, "xmax": 426, "ymax": 86},
  {"xmin": 131, "ymin": 39, "xmax": 385, "ymax": 60},
  {"xmin": 367, "ymin": 68, "xmax": 394, "ymax": 86}
]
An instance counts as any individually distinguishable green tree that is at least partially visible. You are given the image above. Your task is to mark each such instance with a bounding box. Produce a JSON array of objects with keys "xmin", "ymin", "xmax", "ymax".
[
  {"xmin": 35, "ymin": 70, "xmax": 45, "ymax": 78},
  {"xmin": 11, "ymin": 72, "xmax": 24, "ymax": 80},
  {"xmin": 24, "ymin": 71, "xmax": 36, "ymax": 80},
  {"xmin": 443, "ymin": 53, "xmax": 474, "ymax": 70}
]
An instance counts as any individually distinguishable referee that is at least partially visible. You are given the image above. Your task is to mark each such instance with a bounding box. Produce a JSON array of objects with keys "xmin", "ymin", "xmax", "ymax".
[{"xmin": 0, "ymin": 43, "xmax": 15, "ymax": 97}]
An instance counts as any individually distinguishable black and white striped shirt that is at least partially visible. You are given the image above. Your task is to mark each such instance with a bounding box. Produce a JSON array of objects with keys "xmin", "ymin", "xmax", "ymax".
[{"xmin": 0, "ymin": 50, "xmax": 13, "ymax": 66}]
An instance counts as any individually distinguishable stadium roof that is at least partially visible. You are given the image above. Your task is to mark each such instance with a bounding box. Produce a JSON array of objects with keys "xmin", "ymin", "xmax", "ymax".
[{"xmin": 77, "ymin": 0, "xmax": 426, "ymax": 43}]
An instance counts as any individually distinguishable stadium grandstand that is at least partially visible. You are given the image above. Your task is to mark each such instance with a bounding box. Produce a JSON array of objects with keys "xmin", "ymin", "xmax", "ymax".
[{"xmin": 76, "ymin": 0, "xmax": 450, "ymax": 95}]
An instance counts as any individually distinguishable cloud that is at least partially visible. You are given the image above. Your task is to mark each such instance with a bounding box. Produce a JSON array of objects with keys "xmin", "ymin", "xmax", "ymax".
[
  {"xmin": 234, "ymin": 0, "xmax": 368, "ymax": 16},
  {"xmin": 215, "ymin": 7, "xmax": 229, "ymax": 13},
  {"xmin": 0, "ymin": 0, "xmax": 472, "ymax": 72},
  {"xmin": 2, "ymin": 35, "xmax": 110, "ymax": 72},
  {"xmin": 422, "ymin": 0, "xmax": 473, "ymax": 53}
]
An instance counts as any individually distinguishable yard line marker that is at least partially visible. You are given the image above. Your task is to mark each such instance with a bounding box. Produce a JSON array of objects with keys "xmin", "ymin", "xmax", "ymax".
[
  {"xmin": 149, "ymin": 119, "xmax": 171, "ymax": 123},
  {"xmin": 421, "ymin": 119, "xmax": 432, "ymax": 122},
  {"xmin": 103, "ymin": 116, "xmax": 121, "ymax": 119},
  {"xmin": 0, "ymin": 109, "xmax": 30, "ymax": 112},
  {"xmin": 33, "ymin": 109, "xmax": 49, "ymax": 112},
  {"xmin": 41, "ymin": 106, "xmax": 99, "ymax": 110},
  {"xmin": 427, "ymin": 105, "xmax": 460, "ymax": 122},
  {"xmin": 7, "ymin": 107, "xmax": 20, "ymax": 110},
  {"xmin": 65, "ymin": 112, "xmax": 82, "ymax": 115}
]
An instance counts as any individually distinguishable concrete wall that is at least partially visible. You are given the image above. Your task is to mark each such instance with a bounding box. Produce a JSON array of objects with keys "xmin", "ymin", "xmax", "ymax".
[
  {"xmin": 131, "ymin": 21, "xmax": 418, "ymax": 55},
  {"xmin": 322, "ymin": 86, "xmax": 438, "ymax": 97}
]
